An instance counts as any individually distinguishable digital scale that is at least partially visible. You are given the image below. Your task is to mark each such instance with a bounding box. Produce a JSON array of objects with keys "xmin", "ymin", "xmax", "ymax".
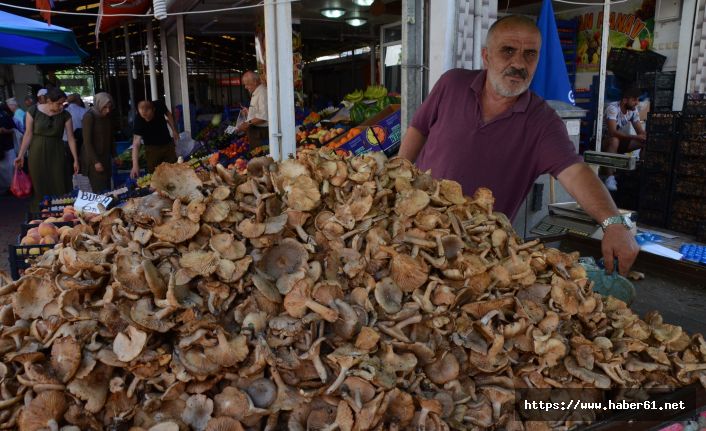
[
  {"xmin": 530, "ymin": 202, "xmax": 635, "ymax": 239},
  {"xmin": 583, "ymin": 151, "xmax": 638, "ymax": 170}
]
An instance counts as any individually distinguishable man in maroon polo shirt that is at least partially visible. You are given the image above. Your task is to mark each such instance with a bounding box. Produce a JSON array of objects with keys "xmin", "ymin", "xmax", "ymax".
[{"xmin": 399, "ymin": 15, "xmax": 639, "ymax": 276}]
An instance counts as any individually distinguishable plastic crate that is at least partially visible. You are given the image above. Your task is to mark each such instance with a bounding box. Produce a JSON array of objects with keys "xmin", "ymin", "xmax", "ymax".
[
  {"xmin": 675, "ymin": 158, "xmax": 706, "ymax": 177},
  {"xmin": 641, "ymin": 151, "xmax": 673, "ymax": 172},
  {"xmin": 636, "ymin": 208, "xmax": 669, "ymax": 227},
  {"xmin": 646, "ymin": 112, "xmax": 679, "ymax": 135},
  {"xmin": 683, "ymin": 93, "xmax": 706, "ymax": 114},
  {"xmin": 8, "ymin": 244, "xmax": 54, "ymax": 280},
  {"xmin": 673, "ymin": 176, "xmax": 706, "ymax": 198},
  {"xmin": 668, "ymin": 217, "xmax": 701, "ymax": 235},
  {"xmin": 677, "ymin": 139, "xmax": 706, "ymax": 157},
  {"xmin": 671, "ymin": 196, "xmax": 706, "ymax": 218},
  {"xmin": 607, "ymin": 48, "xmax": 666, "ymax": 81},
  {"xmin": 678, "ymin": 114, "xmax": 706, "ymax": 139},
  {"xmin": 645, "ymin": 132, "xmax": 677, "ymax": 153}
]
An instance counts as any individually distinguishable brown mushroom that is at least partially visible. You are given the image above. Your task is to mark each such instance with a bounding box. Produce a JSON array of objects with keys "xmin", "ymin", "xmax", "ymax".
[
  {"xmin": 18, "ymin": 390, "xmax": 67, "ymax": 431},
  {"xmin": 151, "ymin": 162, "xmax": 204, "ymax": 202}
]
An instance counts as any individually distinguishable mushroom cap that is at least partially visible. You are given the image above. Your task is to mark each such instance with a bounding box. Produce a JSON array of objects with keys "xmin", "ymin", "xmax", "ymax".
[
  {"xmin": 149, "ymin": 423, "xmax": 181, "ymax": 431},
  {"xmin": 214, "ymin": 386, "xmax": 250, "ymax": 419},
  {"xmin": 245, "ymin": 378, "xmax": 277, "ymax": 408},
  {"xmin": 278, "ymin": 159, "xmax": 311, "ymax": 182},
  {"xmin": 51, "ymin": 336, "xmax": 82, "ymax": 383},
  {"xmin": 260, "ymin": 238, "xmax": 309, "ymax": 279},
  {"xmin": 153, "ymin": 216, "xmax": 201, "ymax": 243},
  {"xmin": 441, "ymin": 235, "xmax": 465, "ymax": 259},
  {"xmin": 237, "ymin": 218, "xmax": 266, "ymax": 239},
  {"xmin": 18, "ymin": 390, "xmax": 67, "ymax": 431},
  {"xmin": 67, "ymin": 362, "xmax": 111, "ymax": 413},
  {"xmin": 130, "ymin": 298, "xmax": 177, "ymax": 333},
  {"xmin": 129, "ymin": 192, "xmax": 172, "ymax": 224},
  {"xmin": 211, "ymin": 185, "xmax": 232, "ymax": 201},
  {"xmin": 202, "ymin": 200, "xmax": 231, "ymax": 223},
  {"xmin": 205, "ymin": 417, "xmax": 245, "ymax": 431},
  {"xmin": 247, "ymin": 156, "xmax": 274, "ymax": 177},
  {"xmin": 187, "ymin": 199, "xmax": 207, "ymax": 222},
  {"xmin": 151, "ymin": 163, "xmax": 204, "ymax": 202},
  {"xmin": 114, "ymin": 251, "xmax": 150, "ymax": 294},
  {"xmin": 180, "ymin": 251, "xmax": 220, "ymax": 277},
  {"xmin": 210, "ymin": 233, "xmax": 247, "ymax": 260},
  {"xmin": 439, "ymin": 179, "xmax": 466, "ymax": 205},
  {"xmin": 386, "ymin": 249, "xmax": 429, "ymax": 293},
  {"xmin": 113, "ymin": 325, "xmax": 148, "ymax": 362},
  {"xmin": 374, "ymin": 277, "xmax": 403, "ymax": 314},
  {"xmin": 12, "ymin": 276, "xmax": 56, "ymax": 319},
  {"xmin": 182, "ymin": 394, "xmax": 214, "ymax": 431},
  {"xmin": 423, "ymin": 352, "xmax": 460, "ymax": 385},
  {"xmin": 395, "ymin": 189, "xmax": 430, "ymax": 218},
  {"xmin": 285, "ymin": 175, "xmax": 321, "ymax": 212}
]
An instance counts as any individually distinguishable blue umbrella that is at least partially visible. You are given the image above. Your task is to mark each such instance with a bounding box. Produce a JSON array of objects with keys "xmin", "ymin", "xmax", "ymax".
[
  {"xmin": 0, "ymin": 10, "xmax": 88, "ymax": 64},
  {"xmin": 529, "ymin": 0, "xmax": 575, "ymax": 105}
]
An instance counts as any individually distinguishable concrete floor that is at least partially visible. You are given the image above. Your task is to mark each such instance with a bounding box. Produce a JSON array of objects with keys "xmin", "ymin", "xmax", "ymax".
[{"xmin": 0, "ymin": 194, "xmax": 31, "ymax": 277}]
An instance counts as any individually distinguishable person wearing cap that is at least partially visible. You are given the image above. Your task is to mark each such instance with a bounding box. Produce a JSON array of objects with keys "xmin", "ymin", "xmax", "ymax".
[{"xmin": 37, "ymin": 89, "xmax": 48, "ymax": 105}]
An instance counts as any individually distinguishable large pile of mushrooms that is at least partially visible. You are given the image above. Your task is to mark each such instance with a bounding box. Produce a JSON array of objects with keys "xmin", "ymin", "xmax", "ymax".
[{"xmin": 1, "ymin": 148, "xmax": 705, "ymax": 431}]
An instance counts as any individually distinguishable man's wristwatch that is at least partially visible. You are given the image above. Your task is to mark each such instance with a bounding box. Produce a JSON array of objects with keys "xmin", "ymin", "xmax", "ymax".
[{"xmin": 600, "ymin": 214, "xmax": 634, "ymax": 231}]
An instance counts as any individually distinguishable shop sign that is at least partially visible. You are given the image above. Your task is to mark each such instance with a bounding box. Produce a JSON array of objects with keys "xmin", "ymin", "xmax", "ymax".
[
  {"xmin": 219, "ymin": 77, "xmax": 242, "ymax": 86},
  {"xmin": 74, "ymin": 191, "xmax": 113, "ymax": 214},
  {"xmin": 571, "ymin": 1, "xmax": 655, "ymax": 73}
]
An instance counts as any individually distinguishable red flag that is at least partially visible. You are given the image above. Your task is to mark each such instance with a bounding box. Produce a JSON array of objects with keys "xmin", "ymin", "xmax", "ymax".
[{"xmin": 36, "ymin": 0, "xmax": 52, "ymax": 25}]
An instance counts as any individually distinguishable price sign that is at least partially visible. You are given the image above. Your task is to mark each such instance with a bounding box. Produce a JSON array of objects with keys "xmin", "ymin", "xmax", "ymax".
[{"xmin": 74, "ymin": 190, "xmax": 113, "ymax": 214}]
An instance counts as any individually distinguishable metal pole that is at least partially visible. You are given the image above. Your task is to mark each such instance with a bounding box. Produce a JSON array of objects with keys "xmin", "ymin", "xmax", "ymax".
[
  {"xmin": 159, "ymin": 23, "xmax": 172, "ymax": 111},
  {"xmin": 264, "ymin": 0, "xmax": 281, "ymax": 161},
  {"xmin": 276, "ymin": 0, "xmax": 296, "ymax": 159},
  {"xmin": 473, "ymin": 0, "xmax": 482, "ymax": 68},
  {"xmin": 177, "ymin": 15, "xmax": 191, "ymax": 136},
  {"xmin": 401, "ymin": 0, "xmax": 424, "ymax": 132},
  {"xmin": 146, "ymin": 21, "xmax": 159, "ymax": 101},
  {"xmin": 370, "ymin": 43, "xmax": 376, "ymax": 85},
  {"xmin": 123, "ymin": 24, "xmax": 136, "ymax": 120},
  {"xmin": 595, "ymin": 1, "xmax": 611, "ymax": 152}
]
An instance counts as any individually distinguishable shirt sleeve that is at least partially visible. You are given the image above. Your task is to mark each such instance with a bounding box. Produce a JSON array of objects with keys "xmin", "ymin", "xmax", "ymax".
[
  {"xmin": 133, "ymin": 118, "xmax": 146, "ymax": 137},
  {"xmin": 248, "ymin": 87, "xmax": 268, "ymax": 122},
  {"xmin": 82, "ymin": 111, "xmax": 97, "ymax": 163},
  {"xmin": 535, "ymin": 113, "xmax": 583, "ymax": 178},
  {"xmin": 409, "ymin": 73, "xmax": 447, "ymax": 136},
  {"xmin": 605, "ymin": 103, "xmax": 619, "ymax": 121}
]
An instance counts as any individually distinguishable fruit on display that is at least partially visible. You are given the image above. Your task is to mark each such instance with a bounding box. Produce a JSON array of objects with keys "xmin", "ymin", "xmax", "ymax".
[
  {"xmin": 3, "ymin": 149, "xmax": 705, "ymax": 430},
  {"xmin": 297, "ymin": 127, "xmax": 346, "ymax": 146},
  {"xmin": 363, "ymin": 84, "xmax": 388, "ymax": 100},
  {"xmin": 302, "ymin": 111, "xmax": 321, "ymax": 125},
  {"xmin": 344, "ymin": 89, "xmax": 364, "ymax": 103}
]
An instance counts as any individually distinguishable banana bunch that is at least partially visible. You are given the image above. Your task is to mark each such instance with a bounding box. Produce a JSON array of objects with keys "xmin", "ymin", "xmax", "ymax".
[
  {"xmin": 344, "ymin": 89, "xmax": 364, "ymax": 103},
  {"xmin": 364, "ymin": 85, "xmax": 388, "ymax": 100}
]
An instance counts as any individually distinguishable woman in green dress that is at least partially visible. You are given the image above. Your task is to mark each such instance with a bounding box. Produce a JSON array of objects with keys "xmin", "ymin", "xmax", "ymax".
[{"xmin": 14, "ymin": 88, "xmax": 79, "ymax": 210}]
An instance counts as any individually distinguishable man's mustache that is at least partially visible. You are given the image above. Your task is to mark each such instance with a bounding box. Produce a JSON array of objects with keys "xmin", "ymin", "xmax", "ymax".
[{"xmin": 503, "ymin": 67, "xmax": 528, "ymax": 79}]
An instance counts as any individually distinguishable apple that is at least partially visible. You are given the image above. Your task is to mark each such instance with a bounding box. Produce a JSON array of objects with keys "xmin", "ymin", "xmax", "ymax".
[{"xmin": 38, "ymin": 222, "xmax": 58, "ymax": 238}]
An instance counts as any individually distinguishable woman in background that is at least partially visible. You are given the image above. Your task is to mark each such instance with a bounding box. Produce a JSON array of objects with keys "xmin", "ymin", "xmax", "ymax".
[
  {"xmin": 81, "ymin": 92, "xmax": 115, "ymax": 192},
  {"xmin": 14, "ymin": 88, "xmax": 79, "ymax": 210}
]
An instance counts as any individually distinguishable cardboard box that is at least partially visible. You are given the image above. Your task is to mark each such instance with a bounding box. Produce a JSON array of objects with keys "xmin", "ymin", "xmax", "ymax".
[{"xmin": 331, "ymin": 104, "xmax": 401, "ymax": 156}]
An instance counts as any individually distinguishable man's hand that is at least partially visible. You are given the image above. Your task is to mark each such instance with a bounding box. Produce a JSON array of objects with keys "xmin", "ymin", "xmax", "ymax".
[
  {"xmin": 94, "ymin": 162, "xmax": 104, "ymax": 173},
  {"xmin": 130, "ymin": 165, "xmax": 140, "ymax": 179},
  {"xmin": 237, "ymin": 121, "xmax": 250, "ymax": 132},
  {"xmin": 601, "ymin": 225, "xmax": 639, "ymax": 275},
  {"xmin": 636, "ymin": 134, "xmax": 647, "ymax": 142}
]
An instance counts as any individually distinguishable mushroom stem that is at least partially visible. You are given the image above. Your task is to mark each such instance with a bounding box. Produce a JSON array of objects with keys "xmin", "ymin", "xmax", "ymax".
[
  {"xmin": 0, "ymin": 394, "xmax": 22, "ymax": 410},
  {"xmin": 419, "ymin": 250, "xmax": 446, "ymax": 269},
  {"xmin": 402, "ymin": 235, "xmax": 436, "ymax": 248},
  {"xmin": 513, "ymin": 238, "xmax": 541, "ymax": 251},
  {"xmin": 395, "ymin": 314, "xmax": 422, "ymax": 331},
  {"xmin": 467, "ymin": 225, "xmax": 495, "ymax": 234},
  {"xmin": 300, "ymin": 337, "xmax": 328, "ymax": 383},
  {"xmin": 304, "ymin": 300, "xmax": 338, "ymax": 323},
  {"xmin": 325, "ymin": 365, "xmax": 351, "ymax": 395}
]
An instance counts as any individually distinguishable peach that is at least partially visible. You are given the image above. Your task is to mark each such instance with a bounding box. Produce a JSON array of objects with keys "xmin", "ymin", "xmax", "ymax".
[
  {"xmin": 38, "ymin": 222, "xmax": 59, "ymax": 238},
  {"xmin": 44, "ymin": 217, "xmax": 57, "ymax": 223},
  {"xmin": 40, "ymin": 236, "xmax": 57, "ymax": 245},
  {"xmin": 20, "ymin": 235, "xmax": 38, "ymax": 245},
  {"xmin": 27, "ymin": 227, "xmax": 39, "ymax": 237},
  {"xmin": 63, "ymin": 205, "xmax": 75, "ymax": 213},
  {"xmin": 62, "ymin": 212, "xmax": 77, "ymax": 222},
  {"xmin": 28, "ymin": 219, "xmax": 41, "ymax": 225}
]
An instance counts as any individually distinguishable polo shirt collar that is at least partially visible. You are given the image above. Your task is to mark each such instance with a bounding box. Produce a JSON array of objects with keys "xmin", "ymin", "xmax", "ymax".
[{"xmin": 471, "ymin": 69, "xmax": 532, "ymax": 113}]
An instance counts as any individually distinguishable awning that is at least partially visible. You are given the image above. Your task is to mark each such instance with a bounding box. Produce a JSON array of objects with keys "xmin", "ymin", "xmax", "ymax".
[{"xmin": 0, "ymin": 10, "xmax": 88, "ymax": 64}]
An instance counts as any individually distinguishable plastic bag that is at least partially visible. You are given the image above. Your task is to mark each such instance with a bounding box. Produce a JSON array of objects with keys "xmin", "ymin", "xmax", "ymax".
[
  {"xmin": 72, "ymin": 174, "xmax": 92, "ymax": 192},
  {"xmin": 10, "ymin": 168, "xmax": 31, "ymax": 198},
  {"xmin": 235, "ymin": 109, "xmax": 247, "ymax": 130},
  {"xmin": 176, "ymin": 132, "xmax": 195, "ymax": 158}
]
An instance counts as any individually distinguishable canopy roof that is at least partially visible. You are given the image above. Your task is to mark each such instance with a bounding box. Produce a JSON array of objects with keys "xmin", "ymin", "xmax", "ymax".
[{"xmin": 0, "ymin": 10, "xmax": 88, "ymax": 64}]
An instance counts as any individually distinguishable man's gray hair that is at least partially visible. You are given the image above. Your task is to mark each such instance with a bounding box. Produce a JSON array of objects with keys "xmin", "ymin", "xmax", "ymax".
[
  {"xmin": 485, "ymin": 15, "xmax": 540, "ymax": 47},
  {"xmin": 243, "ymin": 71, "xmax": 261, "ymax": 83}
]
